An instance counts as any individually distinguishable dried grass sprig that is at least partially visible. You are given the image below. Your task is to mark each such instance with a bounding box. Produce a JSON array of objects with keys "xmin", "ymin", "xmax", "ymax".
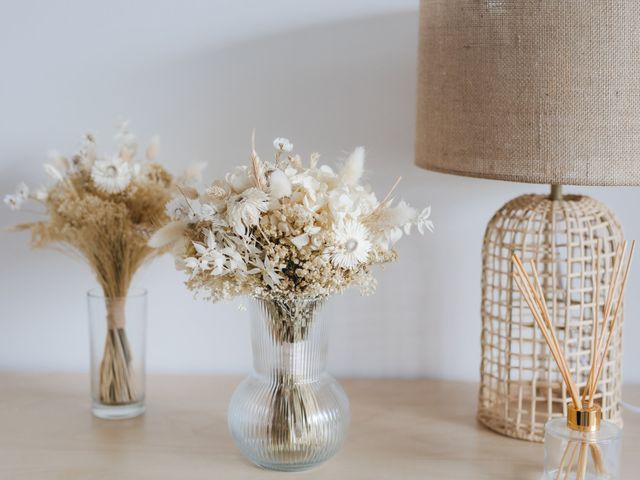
[{"xmin": 250, "ymin": 129, "xmax": 267, "ymax": 191}]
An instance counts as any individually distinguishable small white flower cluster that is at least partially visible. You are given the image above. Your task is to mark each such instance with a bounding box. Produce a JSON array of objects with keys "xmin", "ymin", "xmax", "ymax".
[
  {"xmin": 3, "ymin": 122, "xmax": 184, "ymax": 210},
  {"xmin": 159, "ymin": 137, "xmax": 433, "ymax": 302},
  {"xmin": 3, "ymin": 182, "xmax": 30, "ymax": 210}
]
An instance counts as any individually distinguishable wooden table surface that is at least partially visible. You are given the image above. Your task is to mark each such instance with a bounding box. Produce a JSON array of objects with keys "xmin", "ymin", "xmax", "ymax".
[{"xmin": 0, "ymin": 373, "xmax": 638, "ymax": 479}]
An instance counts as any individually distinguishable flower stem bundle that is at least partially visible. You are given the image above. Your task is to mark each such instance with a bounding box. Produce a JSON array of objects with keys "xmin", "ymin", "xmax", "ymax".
[{"xmin": 264, "ymin": 298, "xmax": 323, "ymax": 459}]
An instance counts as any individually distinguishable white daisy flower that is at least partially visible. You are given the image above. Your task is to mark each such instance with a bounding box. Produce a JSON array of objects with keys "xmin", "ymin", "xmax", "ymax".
[
  {"xmin": 226, "ymin": 187, "xmax": 269, "ymax": 235},
  {"xmin": 273, "ymin": 137, "xmax": 293, "ymax": 153},
  {"xmin": 330, "ymin": 220, "xmax": 372, "ymax": 269},
  {"xmin": 90, "ymin": 156, "xmax": 131, "ymax": 194},
  {"xmin": 165, "ymin": 196, "xmax": 192, "ymax": 221}
]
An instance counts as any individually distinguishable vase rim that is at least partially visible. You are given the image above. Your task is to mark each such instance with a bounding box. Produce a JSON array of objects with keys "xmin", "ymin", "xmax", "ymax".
[
  {"xmin": 252, "ymin": 294, "xmax": 326, "ymax": 305},
  {"xmin": 87, "ymin": 287, "xmax": 148, "ymax": 299}
]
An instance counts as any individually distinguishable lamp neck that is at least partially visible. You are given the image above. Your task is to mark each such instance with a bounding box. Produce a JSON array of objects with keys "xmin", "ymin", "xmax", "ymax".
[{"xmin": 550, "ymin": 184, "xmax": 563, "ymax": 201}]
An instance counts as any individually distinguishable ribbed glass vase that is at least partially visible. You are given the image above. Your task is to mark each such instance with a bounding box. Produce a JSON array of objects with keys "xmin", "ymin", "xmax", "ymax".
[{"xmin": 228, "ymin": 297, "xmax": 350, "ymax": 471}]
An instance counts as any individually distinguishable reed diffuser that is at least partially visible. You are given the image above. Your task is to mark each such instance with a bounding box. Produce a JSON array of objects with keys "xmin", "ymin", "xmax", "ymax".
[
  {"xmin": 512, "ymin": 241, "xmax": 634, "ymax": 479},
  {"xmin": 5, "ymin": 123, "xmax": 195, "ymax": 418}
]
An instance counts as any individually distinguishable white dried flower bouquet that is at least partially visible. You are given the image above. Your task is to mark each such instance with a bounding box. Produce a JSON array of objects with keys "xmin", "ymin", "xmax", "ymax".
[{"xmin": 151, "ymin": 135, "xmax": 433, "ymax": 302}]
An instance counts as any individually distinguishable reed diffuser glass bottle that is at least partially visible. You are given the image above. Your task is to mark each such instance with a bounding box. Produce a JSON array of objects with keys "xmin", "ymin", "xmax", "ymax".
[
  {"xmin": 88, "ymin": 287, "xmax": 147, "ymax": 419},
  {"xmin": 228, "ymin": 297, "xmax": 350, "ymax": 471},
  {"xmin": 544, "ymin": 404, "xmax": 622, "ymax": 479}
]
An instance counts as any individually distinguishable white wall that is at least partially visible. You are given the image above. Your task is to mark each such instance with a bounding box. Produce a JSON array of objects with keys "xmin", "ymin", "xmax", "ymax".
[{"xmin": 1, "ymin": 0, "xmax": 639, "ymax": 383}]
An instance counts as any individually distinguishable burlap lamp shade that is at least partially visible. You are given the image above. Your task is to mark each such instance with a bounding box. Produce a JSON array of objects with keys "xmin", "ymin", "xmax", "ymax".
[
  {"xmin": 415, "ymin": 0, "xmax": 639, "ymax": 441},
  {"xmin": 416, "ymin": 0, "xmax": 640, "ymax": 185}
]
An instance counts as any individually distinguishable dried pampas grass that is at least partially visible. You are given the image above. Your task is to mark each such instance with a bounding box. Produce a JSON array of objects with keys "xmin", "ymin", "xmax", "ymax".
[{"xmin": 339, "ymin": 146, "xmax": 365, "ymax": 186}]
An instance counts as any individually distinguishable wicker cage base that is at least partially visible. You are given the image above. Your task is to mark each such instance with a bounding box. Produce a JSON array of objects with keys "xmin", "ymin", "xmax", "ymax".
[{"xmin": 478, "ymin": 193, "xmax": 624, "ymax": 442}]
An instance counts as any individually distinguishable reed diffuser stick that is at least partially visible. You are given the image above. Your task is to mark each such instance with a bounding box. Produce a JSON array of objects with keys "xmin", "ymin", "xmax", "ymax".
[
  {"xmin": 583, "ymin": 239, "xmax": 600, "ymax": 407},
  {"xmin": 588, "ymin": 241, "xmax": 635, "ymax": 400},
  {"xmin": 584, "ymin": 243, "xmax": 622, "ymax": 407},
  {"xmin": 512, "ymin": 256, "xmax": 581, "ymax": 407},
  {"xmin": 511, "ymin": 272, "xmax": 579, "ymax": 407}
]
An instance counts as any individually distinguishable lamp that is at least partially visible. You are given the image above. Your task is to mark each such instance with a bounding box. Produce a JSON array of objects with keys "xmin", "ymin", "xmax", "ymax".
[{"xmin": 415, "ymin": 0, "xmax": 639, "ymax": 441}]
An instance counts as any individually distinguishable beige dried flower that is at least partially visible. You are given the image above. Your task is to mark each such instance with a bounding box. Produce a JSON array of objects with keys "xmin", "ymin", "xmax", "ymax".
[{"xmin": 170, "ymin": 135, "xmax": 433, "ymax": 303}]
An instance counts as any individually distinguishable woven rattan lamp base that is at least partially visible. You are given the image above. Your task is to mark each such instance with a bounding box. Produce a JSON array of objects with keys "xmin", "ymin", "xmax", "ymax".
[{"xmin": 478, "ymin": 192, "xmax": 624, "ymax": 442}]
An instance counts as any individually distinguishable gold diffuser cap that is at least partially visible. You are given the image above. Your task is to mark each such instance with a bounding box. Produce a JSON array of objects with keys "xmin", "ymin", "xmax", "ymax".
[{"xmin": 567, "ymin": 404, "xmax": 602, "ymax": 432}]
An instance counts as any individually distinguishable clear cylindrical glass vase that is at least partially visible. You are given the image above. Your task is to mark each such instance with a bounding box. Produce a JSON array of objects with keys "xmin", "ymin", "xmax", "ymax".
[
  {"xmin": 228, "ymin": 297, "xmax": 350, "ymax": 471},
  {"xmin": 544, "ymin": 410, "xmax": 622, "ymax": 479},
  {"xmin": 87, "ymin": 288, "xmax": 147, "ymax": 419}
]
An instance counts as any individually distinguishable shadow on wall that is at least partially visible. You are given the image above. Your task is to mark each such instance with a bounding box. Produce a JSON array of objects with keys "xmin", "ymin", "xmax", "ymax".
[{"xmin": 125, "ymin": 12, "xmax": 421, "ymax": 173}]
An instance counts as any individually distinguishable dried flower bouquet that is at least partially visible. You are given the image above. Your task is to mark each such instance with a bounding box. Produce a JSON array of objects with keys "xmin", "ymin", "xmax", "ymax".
[
  {"xmin": 152, "ymin": 134, "xmax": 433, "ymax": 302},
  {"xmin": 5, "ymin": 123, "xmax": 196, "ymax": 406}
]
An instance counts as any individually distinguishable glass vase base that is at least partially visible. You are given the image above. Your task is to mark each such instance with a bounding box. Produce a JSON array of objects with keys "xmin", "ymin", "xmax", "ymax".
[
  {"xmin": 92, "ymin": 401, "xmax": 145, "ymax": 419},
  {"xmin": 254, "ymin": 461, "xmax": 323, "ymax": 472}
]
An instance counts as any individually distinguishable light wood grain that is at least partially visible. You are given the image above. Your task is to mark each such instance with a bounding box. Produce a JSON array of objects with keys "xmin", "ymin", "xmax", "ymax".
[{"xmin": 0, "ymin": 373, "xmax": 638, "ymax": 479}]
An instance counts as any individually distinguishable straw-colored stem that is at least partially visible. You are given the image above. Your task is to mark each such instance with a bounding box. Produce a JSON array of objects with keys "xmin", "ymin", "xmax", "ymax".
[
  {"xmin": 527, "ymin": 259, "xmax": 577, "ymax": 395},
  {"xmin": 262, "ymin": 298, "xmax": 324, "ymax": 459},
  {"xmin": 563, "ymin": 441, "xmax": 579, "ymax": 480},
  {"xmin": 593, "ymin": 243, "xmax": 625, "ymax": 373},
  {"xmin": 98, "ymin": 299, "xmax": 137, "ymax": 405},
  {"xmin": 512, "ymin": 272, "xmax": 580, "ymax": 407},
  {"xmin": 584, "ymin": 239, "xmax": 600, "ymax": 407},
  {"xmin": 512, "ymin": 271, "xmax": 572, "ymax": 392},
  {"xmin": 555, "ymin": 441, "xmax": 573, "ymax": 480},
  {"xmin": 365, "ymin": 176, "xmax": 403, "ymax": 221},
  {"xmin": 513, "ymin": 257, "xmax": 581, "ymax": 406},
  {"xmin": 576, "ymin": 442, "xmax": 589, "ymax": 480},
  {"xmin": 590, "ymin": 444, "xmax": 606, "ymax": 475},
  {"xmin": 591, "ymin": 241, "xmax": 635, "ymax": 393}
]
